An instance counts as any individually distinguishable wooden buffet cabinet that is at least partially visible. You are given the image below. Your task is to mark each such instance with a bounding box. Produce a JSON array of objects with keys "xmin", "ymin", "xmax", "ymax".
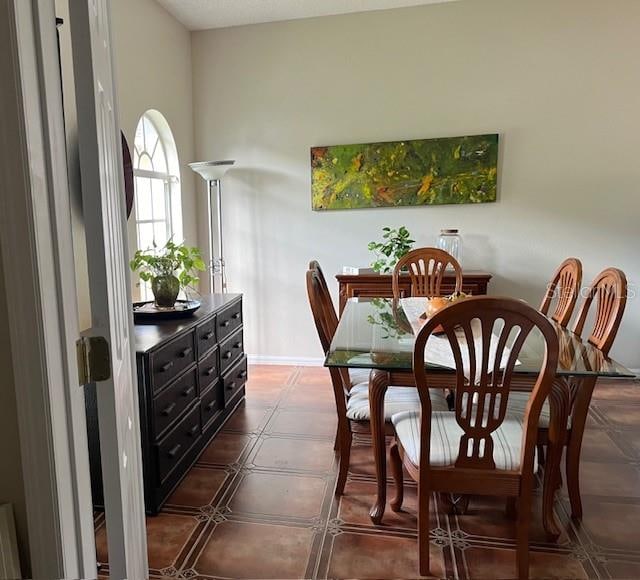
[
  {"xmin": 86, "ymin": 294, "xmax": 247, "ymax": 514},
  {"xmin": 336, "ymin": 271, "xmax": 492, "ymax": 313}
]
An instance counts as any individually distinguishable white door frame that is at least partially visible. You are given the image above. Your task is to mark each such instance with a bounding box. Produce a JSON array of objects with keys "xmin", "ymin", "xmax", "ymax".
[{"xmin": 0, "ymin": 0, "xmax": 102, "ymax": 577}]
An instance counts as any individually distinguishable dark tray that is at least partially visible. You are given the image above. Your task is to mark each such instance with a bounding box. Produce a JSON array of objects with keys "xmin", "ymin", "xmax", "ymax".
[{"xmin": 133, "ymin": 299, "xmax": 201, "ymax": 322}]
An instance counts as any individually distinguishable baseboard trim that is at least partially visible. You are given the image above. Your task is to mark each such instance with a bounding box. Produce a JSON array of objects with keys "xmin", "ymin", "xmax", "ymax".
[{"xmin": 247, "ymin": 355, "xmax": 324, "ymax": 367}]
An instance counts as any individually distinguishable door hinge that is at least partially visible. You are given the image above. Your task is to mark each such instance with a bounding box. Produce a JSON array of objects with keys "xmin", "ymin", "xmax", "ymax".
[{"xmin": 76, "ymin": 336, "xmax": 111, "ymax": 385}]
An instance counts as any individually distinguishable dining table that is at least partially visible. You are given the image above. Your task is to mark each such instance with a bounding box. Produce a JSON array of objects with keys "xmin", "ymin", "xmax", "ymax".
[{"xmin": 324, "ymin": 297, "xmax": 635, "ymax": 538}]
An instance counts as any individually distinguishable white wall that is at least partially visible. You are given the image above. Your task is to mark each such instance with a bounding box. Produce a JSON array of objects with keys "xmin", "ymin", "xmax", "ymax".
[
  {"xmin": 191, "ymin": 0, "xmax": 640, "ymax": 368},
  {"xmin": 111, "ymin": 0, "xmax": 200, "ymax": 283}
]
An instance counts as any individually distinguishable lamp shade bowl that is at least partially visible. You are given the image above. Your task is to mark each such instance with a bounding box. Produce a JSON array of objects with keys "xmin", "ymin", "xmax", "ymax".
[{"xmin": 189, "ymin": 160, "xmax": 235, "ymax": 181}]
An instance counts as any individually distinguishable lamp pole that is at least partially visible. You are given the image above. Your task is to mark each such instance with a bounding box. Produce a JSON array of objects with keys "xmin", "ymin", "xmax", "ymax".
[
  {"xmin": 206, "ymin": 178, "xmax": 216, "ymax": 292},
  {"xmin": 189, "ymin": 160, "xmax": 235, "ymax": 294},
  {"xmin": 216, "ymin": 178, "xmax": 226, "ymax": 292}
]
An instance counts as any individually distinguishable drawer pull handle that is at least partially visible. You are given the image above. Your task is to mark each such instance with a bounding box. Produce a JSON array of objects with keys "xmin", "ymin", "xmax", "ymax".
[
  {"xmin": 187, "ymin": 424, "xmax": 199, "ymax": 437},
  {"xmin": 221, "ymin": 320, "xmax": 230, "ymax": 328},
  {"xmin": 223, "ymin": 351, "xmax": 232, "ymax": 359},
  {"xmin": 160, "ymin": 361, "xmax": 174, "ymax": 373},
  {"xmin": 238, "ymin": 370, "xmax": 248, "ymax": 379},
  {"xmin": 202, "ymin": 331, "xmax": 214, "ymax": 340},
  {"xmin": 206, "ymin": 400, "xmax": 216, "ymax": 411},
  {"xmin": 161, "ymin": 402, "xmax": 177, "ymax": 416},
  {"xmin": 204, "ymin": 366, "xmax": 216, "ymax": 377},
  {"xmin": 227, "ymin": 381, "xmax": 236, "ymax": 391},
  {"xmin": 181, "ymin": 386, "xmax": 195, "ymax": 398},
  {"xmin": 179, "ymin": 347, "xmax": 192, "ymax": 358},
  {"xmin": 232, "ymin": 312, "xmax": 241, "ymax": 320},
  {"xmin": 233, "ymin": 342, "xmax": 242, "ymax": 349},
  {"xmin": 167, "ymin": 443, "xmax": 182, "ymax": 458}
]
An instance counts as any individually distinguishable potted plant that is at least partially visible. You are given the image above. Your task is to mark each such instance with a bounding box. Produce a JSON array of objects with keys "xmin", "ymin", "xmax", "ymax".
[
  {"xmin": 367, "ymin": 226, "xmax": 415, "ymax": 273},
  {"xmin": 130, "ymin": 240, "xmax": 206, "ymax": 307}
]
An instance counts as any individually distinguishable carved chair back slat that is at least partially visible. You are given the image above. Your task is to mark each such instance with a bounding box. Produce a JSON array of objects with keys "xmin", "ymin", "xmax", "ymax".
[
  {"xmin": 393, "ymin": 247, "xmax": 463, "ymax": 300},
  {"xmin": 571, "ymin": 268, "xmax": 627, "ymax": 356},
  {"xmin": 539, "ymin": 258, "xmax": 583, "ymax": 327}
]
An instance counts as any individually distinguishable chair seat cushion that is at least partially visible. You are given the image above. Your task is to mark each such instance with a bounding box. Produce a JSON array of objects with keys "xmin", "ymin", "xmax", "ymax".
[
  {"xmin": 346, "ymin": 384, "xmax": 449, "ymax": 422},
  {"xmin": 348, "ymin": 368, "xmax": 371, "ymax": 387},
  {"xmin": 506, "ymin": 391, "xmax": 561, "ymax": 428},
  {"xmin": 392, "ymin": 409, "xmax": 537, "ymax": 472}
]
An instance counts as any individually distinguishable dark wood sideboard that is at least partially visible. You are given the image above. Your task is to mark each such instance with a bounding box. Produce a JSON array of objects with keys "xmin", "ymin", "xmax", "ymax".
[
  {"xmin": 336, "ymin": 271, "xmax": 492, "ymax": 313},
  {"xmin": 86, "ymin": 293, "xmax": 247, "ymax": 514}
]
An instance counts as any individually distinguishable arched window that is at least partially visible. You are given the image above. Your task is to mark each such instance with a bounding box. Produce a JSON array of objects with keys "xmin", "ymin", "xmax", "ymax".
[
  {"xmin": 132, "ymin": 110, "xmax": 183, "ymax": 300},
  {"xmin": 133, "ymin": 110, "xmax": 183, "ymax": 253}
]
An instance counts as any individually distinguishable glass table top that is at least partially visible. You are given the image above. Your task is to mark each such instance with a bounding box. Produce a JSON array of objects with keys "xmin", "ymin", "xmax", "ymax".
[{"xmin": 325, "ymin": 298, "xmax": 636, "ymax": 378}]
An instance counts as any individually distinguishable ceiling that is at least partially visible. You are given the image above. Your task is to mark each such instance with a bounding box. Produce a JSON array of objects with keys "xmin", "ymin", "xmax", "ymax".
[{"xmin": 156, "ymin": 0, "xmax": 458, "ymax": 31}]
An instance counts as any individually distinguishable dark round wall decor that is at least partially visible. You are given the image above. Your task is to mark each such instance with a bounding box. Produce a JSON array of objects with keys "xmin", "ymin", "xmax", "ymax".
[{"xmin": 121, "ymin": 131, "xmax": 134, "ymax": 218}]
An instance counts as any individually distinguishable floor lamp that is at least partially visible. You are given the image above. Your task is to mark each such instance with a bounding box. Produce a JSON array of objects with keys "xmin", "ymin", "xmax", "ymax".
[{"xmin": 189, "ymin": 160, "xmax": 235, "ymax": 293}]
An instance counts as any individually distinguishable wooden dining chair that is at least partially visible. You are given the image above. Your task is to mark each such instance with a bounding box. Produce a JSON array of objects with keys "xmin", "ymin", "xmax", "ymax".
[
  {"xmin": 392, "ymin": 247, "xmax": 463, "ymax": 300},
  {"xmin": 539, "ymin": 258, "xmax": 583, "ymax": 327},
  {"xmin": 393, "ymin": 247, "xmax": 464, "ymax": 411},
  {"xmin": 564, "ymin": 267, "xmax": 627, "ymax": 516},
  {"xmin": 509, "ymin": 258, "xmax": 582, "ymax": 457},
  {"xmin": 306, "ymin": 260, "xmax": 449, "ymax": 495},
  {"xmin": 508, "ymin": 267, "xmax": 627, "ymax": 518},
  {"xmin": 389, "ymin": 297, "xmax": 560, "ymax": 579}
]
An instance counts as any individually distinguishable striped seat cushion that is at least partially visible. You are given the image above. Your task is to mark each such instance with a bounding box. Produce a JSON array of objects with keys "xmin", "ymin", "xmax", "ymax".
[
  {"xmin": 392, "ymin": 409, "xmax": 537, "ymax": 471},
  {"xmin": 346, "ymin": 384, "xmax": 449, "ymax": 422},
  {"xmin": 506, "ymin": 391, "xmax": 560, "ymax": 428},
  {"xmin": 348, "ymin": 368, "xmax": 371, "ymax": 387}
]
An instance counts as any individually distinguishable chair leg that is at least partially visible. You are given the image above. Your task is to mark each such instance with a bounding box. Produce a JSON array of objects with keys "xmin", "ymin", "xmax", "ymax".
[
  {"xmin": 335, "ymin": 429, "xmax": 352, "ymax": 496},
  {"xmin": 389, "ymin": 441, "xmax": 404, "ymax": 512},
  {"xmin": 566, "ymin": 428, "xmax": 584, "ymax": 519},
  {"xmin": 333, "ymin": 425, "xmax": 340, "ymax": 451},
  {"xmin": 418, "ymin": 482, "xmax": 431, "ymax": 578},
  {"xmin": 516, "ymin": 496, "xmax": 531, "ymax": 580},
  {"xmin": 566, "ymin": 377, "xmax": 597, "ymax": 520}
]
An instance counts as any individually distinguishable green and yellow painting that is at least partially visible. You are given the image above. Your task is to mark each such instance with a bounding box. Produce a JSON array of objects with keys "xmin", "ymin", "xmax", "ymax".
[{"xmin": 311, "ymin": 134, "xmax": 498, "ymax": 211}]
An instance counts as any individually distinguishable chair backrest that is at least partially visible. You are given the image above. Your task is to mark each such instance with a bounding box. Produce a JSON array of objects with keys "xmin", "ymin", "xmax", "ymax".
[
  {"xmin": 413, "ymin": 296, "xmax": 559, "ymax": 473},
  {"xmin": 392, "ymin": 247, "xmax": 463, "ymax": 300},
  {"xmin": 571, "ymin": 268, "xmax": 627, "ymax": 356},
  {"xmin": 307, "ymin": 260, "xmax": 338, "ymax": 352},
  {"xmin": 306, "ymin": 261, "xmax": 351, "ymax": 406},
  {"xmin": 539, "ymin": 258, "xmax": 582, "ymax": 327}
]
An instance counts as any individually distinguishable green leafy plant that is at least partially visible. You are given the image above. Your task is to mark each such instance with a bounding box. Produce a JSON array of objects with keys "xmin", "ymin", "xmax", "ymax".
[
  {"xmin": 366, "ymin": 298, "xmax": 405, "ymax": 339},
  {"xmin": 367, "ymin": 226, "xmax": 415, "ymax": 273},
  {"xmin": 130, "ymin": 240, "xmax": 206, "ymax": 294}
]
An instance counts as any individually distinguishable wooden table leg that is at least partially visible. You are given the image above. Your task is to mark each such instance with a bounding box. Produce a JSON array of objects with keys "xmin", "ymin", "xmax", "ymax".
[
  {"xmin": 542, "ymin": 378, "xmax": 570, "ymax": 540},
  {"xmin": 368, "ymin": 369, "xmax": 391, "ymax": 525},
  {"xmin": 565, "ymin": 376, "xmax": 597, "ymax": 519}
]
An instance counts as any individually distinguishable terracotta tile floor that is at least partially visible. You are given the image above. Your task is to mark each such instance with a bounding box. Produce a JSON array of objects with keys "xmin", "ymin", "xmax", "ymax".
[{"xmin": 96, "ymin": 365, "xmax": 640, "ymax": 579}]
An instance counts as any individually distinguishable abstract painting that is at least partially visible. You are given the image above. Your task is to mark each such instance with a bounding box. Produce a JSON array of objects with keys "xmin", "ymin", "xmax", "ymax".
[{"xmin": 311, "ymin": 133, "xmax": 498, "ymax": 210}]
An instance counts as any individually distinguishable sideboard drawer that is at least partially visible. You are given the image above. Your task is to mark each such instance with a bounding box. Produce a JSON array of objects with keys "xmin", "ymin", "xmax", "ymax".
[
  {"xmin": 222, "ymin": 356, "xmax": 248, "ymax": 405},
  {"xmin": 201, "ymin": 382, "xmax": 222, "ymax": 429},
  {"xmin": 151, "ymin": 332, "xmax": 196, "ymax": 392},
  {"xmin": 152, "ymin": 368, "xmax": 198, "ymax": 439},
  {"xmin": 198, "ymin": 348, "xmax": 219, "ymax": 392},
  {"xmin": 197, "ymin": 317, "xmax": 217, "ymax": 359},
  {"xmin": 219, "ymin": 328, "xmax": 244, "ymax": 375},
  {"xmin": 156, "ymin": 403, "xmax": 201, "ymax": 484},
  {"xmin": 217, "ymin": 301, "xmax": 242, "ymax": 342}
]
